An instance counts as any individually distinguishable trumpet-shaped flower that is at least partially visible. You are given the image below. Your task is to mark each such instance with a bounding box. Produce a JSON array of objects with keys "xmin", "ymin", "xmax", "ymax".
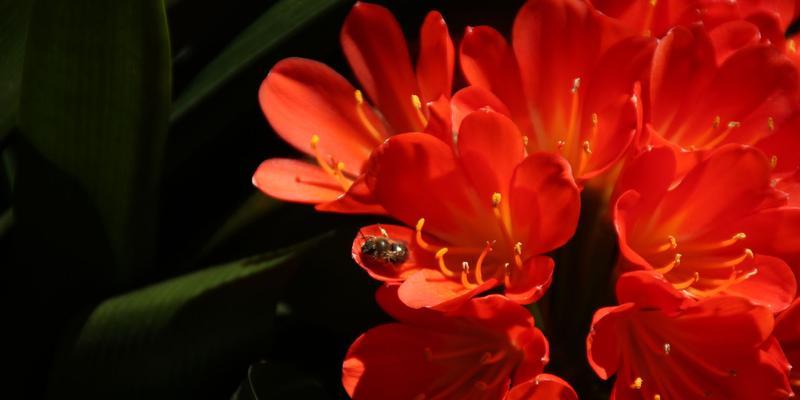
[
  {"xmin": 342, "ymin": 286, "xmax": 575, "ymax": 400},
  {"xmin": 253, "ymin": 2, "xmax": 454, "ymax": 213},
  {"xmin": 352, "ymin": 110, "xmax": 580, "ymax": 310},
  {"xmin": 459, "ymin": 0, "xmax": 651, "ymax": 184},
  {"xmin": 614, "ymin": 144, "xmax": 798, "ymax": 311},
  {"xmin": 587, "ymin": 270, "xmax": 794, "ymax": 400}
]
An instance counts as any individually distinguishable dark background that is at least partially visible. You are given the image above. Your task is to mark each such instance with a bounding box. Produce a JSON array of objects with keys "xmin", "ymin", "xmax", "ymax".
[{"xmin": 5, "ymin": 1, "xmax": 795, "ymax": 399}]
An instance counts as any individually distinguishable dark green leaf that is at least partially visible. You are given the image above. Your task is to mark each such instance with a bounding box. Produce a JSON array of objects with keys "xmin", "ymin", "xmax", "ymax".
[
  {"xmin": 16, "ymin": 0, "xmax": 171, "ymax": 282},
  {"xmin": 0, "ymin": 0, "xmax": 33, "ymax": 139},
  {"xmin": 231, "ymin": 361, "xmax": 328, "ymax": 400},
  {"xmin": 171, "ymin": 0, "xmax": 346, "ymax": 121},
  {"xmin": 47, "ymin": 234, "xmax": 331, "ymax": 399}
]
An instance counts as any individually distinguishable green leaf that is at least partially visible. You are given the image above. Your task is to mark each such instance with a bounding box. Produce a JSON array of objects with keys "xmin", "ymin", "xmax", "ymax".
[
  {"xmin": 0, "ymin": 0, "xmax": 33, "ymax": 139},
  {"xmin": 15, "ymin": 0, "xmax": 171, "ymax": 282},
  {"xmin": 47, "ymin": 234, "xmax": 331, "ymax": 399},
  {"xmin": 231, "ymin": 361, "xmax": 328, "ymax": 400},
  {"xmin": 171, "ymin": 0, "xmax": 346, "ymax": 121}
]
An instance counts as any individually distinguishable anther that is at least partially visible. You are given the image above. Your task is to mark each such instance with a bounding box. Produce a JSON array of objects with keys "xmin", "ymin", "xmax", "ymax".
[
  {"xmin": 770, "ymin": 155, "xmax": 778, "ymax": 170},
  {"xmin": 664, "ymin": 343, "xmax": 671, "ymax": 355},
  {"xmin": 631, "ymin": 377, "xmax": 643, "ymax": 390},
  {"xmin": 591, "ymin": 113, "xmax": 598, "ymax": 128},
  {"xmin": 727, "ymin": 121, "xmax": 741, "ymax": 129},
  {"xmin": 654, "ymin": 395, "xmax": 661, "ymax": 400},
  {"xmin": 522, "ymin": 136, "xmax": 529, "ymax": 147},
  {"xmin": 582, "ymin": 140, "xmax": 593, "ymax": 154},
  {"xmin": 556, "ymin": 140, "xmax": 566, "ymax": 149},
  {"xmin": 733, "ymin": 232, "xmax": 747, "ymax": 241},
  {"xmin": 668, "ymin": 235, "xmax": 678, "ymax": 249},
  {"xmin": 310, "ymin": 134, "xmax": 320, "ymax": 148},
  {"xmin": 411, "ymin": 94, "xmax": 423, "ymax": 110},
  {"xmin": 492, "ymin": 192, "xmax": 502, "ymax": 208},
  {"xmin": 789, "ymin": 39, "xmax": 797, "ymax": 53},
  {"xmin": 461, "ymin": 262, "xmax": 478, "ymax": 288},
  {"xmin": 768, "ymin": 117, "xmax": 775, "ymax": 131},
  {"xmin": 354, "ymin": 89, "xmax": 364, "ymax": 105},
  {"xmin": 712, "ymin": 116, "xmax": 721, "ymax": 129},
  {"xmin": 745, "ymin": 248, "xmax": 754, "ymax": 259},
  {"xmin": 571, "ymin": 77, "xmax": 581, "ymax": 94},
  {"xmin": 514, "ymin": 242, "xmax": 523, "ymax": 255}
]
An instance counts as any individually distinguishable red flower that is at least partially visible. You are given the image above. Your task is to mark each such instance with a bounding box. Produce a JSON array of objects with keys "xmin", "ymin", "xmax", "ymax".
[
  {"xmin": 342, "ymin": 286, "xmax": 575, "ymax": 400},
  {"xmin": 592, "ymin": 0, "xmax": 799, "ymax": 40},
  {"xmin": 351, "ymin": 110, "xmax": 580, "ymax": 310},
  {"xmin": 459, "ymin": 0, "xmax": 650, "ymax": 184},
  {"xmin": 253, "ymin": 2, "xmax": 454, "ymax": 213},
  {"xmin": 587, "ymin": 270, "xmax": 794, "ymax": 400},
  {"xmin": 614, "ymin": 144, "xmax": 798, "ymax": 311},
  {"xmin": 776, "ymin": 298, "xmax": 800, "ymax": 389},
  {"xmin": 641, "ymin": 24, "xmax": 797, "ymax": 173}
]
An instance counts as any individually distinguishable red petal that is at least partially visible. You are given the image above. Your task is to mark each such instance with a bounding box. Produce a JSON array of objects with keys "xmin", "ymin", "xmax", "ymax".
[
  {"xmin": 451, "ymin": 86, "xmax": 511, "ymax": 133},
  {"xmin": 367, "ymin": 132, "xmax": 493, "ymax": 245},
  {"xmin": 457, "ymin": 110, "xmax": 525, "ymax": 209},
  {"xmin": 504, "ymin": 256, "xmax": 555, "ymax": 305},
  {"xmin": 459, "ymin": 25, "xmax": 533, "ymax": 140},
  {"xmin": 423, "ymin": 95, "xmax": 453, "ymax": 144},
  {"xmin": 506, "ymin": 374, "xmax": 578, "ymax": 400},
  {"xmin": 756, "ymin": 113, "xmax": 800, "ymax": 174},
  {"xmin": 341, "ymin": 2, "xmax": 422, "ymax": 132},
  {"xmin": 739, "ymin": 207, "xmax": 800, "ymax": 277},
  {"xmin": 351, "ymin": 224, "xmax": 434, "ymax": 283},
  {"xmin": 723, "ymin": 255, "xmax": 797, "ymax": 312},
  {"xmin": 316, "ymin": 175, "xmax": 386, "ymax": 214},
  {"xmin": 416, "ymin": 11, "xmax": 454, "ymax": 104},
  {"xmin": 649, "ymin": 145, "xmax": 773, "ymax": 235},
  {"xmin": 587, "ymin": 303, "xmax": 634, "ymax": 380},
  {"xmin": 252, "ymin": 158, "xmax": 341, "ymax": 204},
  {"xmin": 649, "ymin": 26, "xmax": 716, "ymax": 143},
  {"xmin": 512, "ymin": 0, "xmax": 623, "ymax": 150},
  {"xmin": 397, "ymin": 269, "xmax": 498, "ymax": 311},
  {"xmin": 577, "ymin": 36, "xmax": 654, "ymax": 180},
  {"xmin": 708, "ymin": 20, "xmax": 761, "ymax": 64},
  {"xmin": 259, "ymin": 58, "xmax": 386, "ymax": 173},
  {"xmin": 615, "ymin": 270, "xmax": 688, "ymax": 309},
  {"xmin": 509, "ymin": 152, "xmax": 580, "ymax": 254},
  {"xmin": 613, "ymin": 146, "xmax": 677, "ymax": 208}
]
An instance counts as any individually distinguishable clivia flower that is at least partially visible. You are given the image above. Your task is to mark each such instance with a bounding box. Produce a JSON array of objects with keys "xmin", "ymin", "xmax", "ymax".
[
  {"xmin": 775, "ymin": 298, "xmax": 800, "ymax": 389},
  {"xmin": 587, "ymin": 270, "xmax": 795, "ymax": 399},
  {"xmin": 459, "ymin": 0, "xmax": 650, "ymax": 185},
  {"xmin": 591, "ymin": 0, "xmax": 800, "ymax": 42},
  {"xmin": 342, "ymin": 286, "xmax": 576, "ymax": 400},
  {"xmin": 640, "ymin": 24, "xmax": 798, "ymax": 174},
  {"xmin": 253, "ymin": 2, "xmax": 454, "ymax": 213},
  {"xmin": 352, "ymin": 110, "xmax": 580, "ymax": 310},
  {"xmin": 614, "ymin": 144, "xmax": 798, "ymax": 311}
]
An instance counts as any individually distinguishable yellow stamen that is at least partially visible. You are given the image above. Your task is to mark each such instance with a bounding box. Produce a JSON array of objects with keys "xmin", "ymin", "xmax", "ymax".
[
  {"xmin": 788, "ymin": 39, "xmax": 797, "ymax": 53},
  {"xmin": 354, "ymin": 90, "xmax": 384, "ymax": 142},
  {"xmin": 673, "ymin": 272, "xmax": 699, "ymax": 290},
  {"xmin": 719, "ymin": 248, "xmax": 754, "ymax": 268},
  {"xmin": 565, "ymin": 78, "xmax": 581, "ymax": 159},
  {"xmin": 503, "ymin": 263, "xmax": 512, "ymax": 287},
  {"xmin": 310, "ymin": 134, "xmax": 352, "ymax": 190},
  {"xmin": 663, "ymin": 343, "xmax": 671, "ymax": 355},
  {"xmin": 631, "ymin": 377, "xmax": 643, "ymax": 390},
  {"xmin": 655, "ymin": 253, "xmax": 682, "ymax": 275},
  {"xmin": 770, "ymin": 155, "xmax": 778, "ymax": 170},
  {"xmin": 415, "ymin": 218, "xmax": 436, "ymax": 251},
  {"xmin": 768, "ymin": 116, "xmax": 775, "ymax": 131},
  {"xmin": 411, "ymin": 94, "xmax": 428, "ymax": 127},
  {"xmin": 582, "ymin": 140, "xmax": 592, "ymax": 155},
  {"xmin": 436, "ymin": 248, "xmax": 455, "ymax": 277},
  {"xmin": 461, "ymin": 262, "xmax": 478, "ymax": 289},
  {"xmin": 474, "ymin": 242, "xmax": 493, "ymax": 284}
]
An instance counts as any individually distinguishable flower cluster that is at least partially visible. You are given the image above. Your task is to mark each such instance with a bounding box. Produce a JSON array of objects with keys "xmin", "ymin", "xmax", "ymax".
[{"xmin": 254, "ymin": 0, "xmax": 800, "ymax": 398}]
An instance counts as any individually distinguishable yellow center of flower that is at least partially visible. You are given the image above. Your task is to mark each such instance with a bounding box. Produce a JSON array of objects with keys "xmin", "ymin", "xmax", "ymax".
[
  {"xmin": 414, "ymin": 192, "xmax": 532, "ymax": 290},
  {"xmin": 648, "ymin": 232, "xmax": 758, "ymax": 297}
]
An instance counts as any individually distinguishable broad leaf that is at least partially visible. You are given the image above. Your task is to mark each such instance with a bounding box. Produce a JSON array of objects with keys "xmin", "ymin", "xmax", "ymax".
[
  {"xmin": 47, "ymin": 235, "xmax": 330, "ymax": 399},
  {"xmin": 16, "ymin": 0, "xmax": 171, "ymax": 282},
  {"xmin": 171, "ymin": 0, "xmax": 346, "ymax": 121},
  {"xmin": 0, "ymin": 0, "xmax": 33, "ymax": 139}
]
